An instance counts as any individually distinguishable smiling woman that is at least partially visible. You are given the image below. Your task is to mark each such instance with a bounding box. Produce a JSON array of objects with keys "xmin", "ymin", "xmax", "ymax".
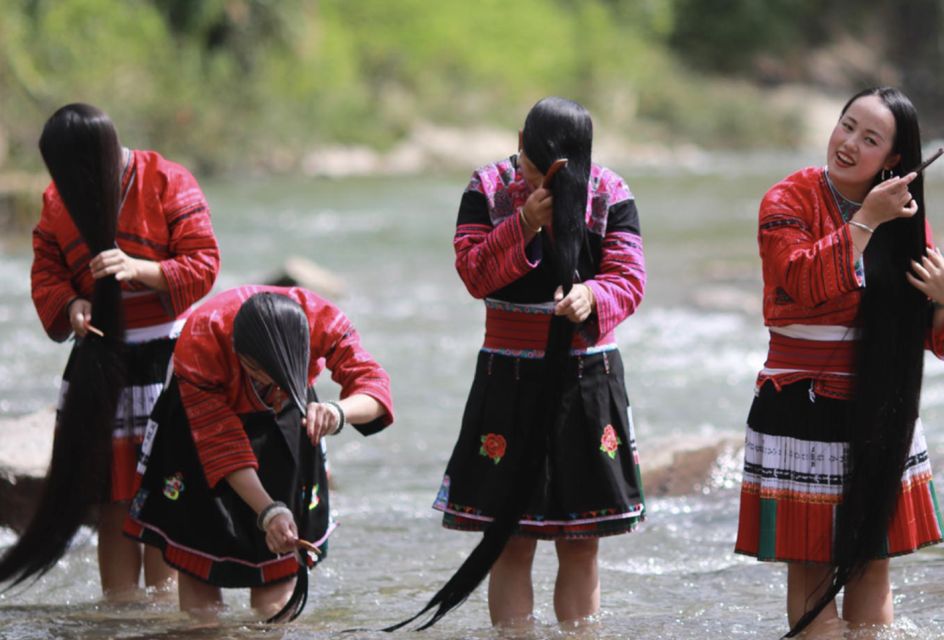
[{"xmin": 734, "ymin": 87, "xmax": 944, "ymax": 638}]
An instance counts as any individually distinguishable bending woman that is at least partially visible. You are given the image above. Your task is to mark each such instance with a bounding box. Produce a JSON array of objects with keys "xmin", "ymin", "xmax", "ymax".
[
  {"xmin": 735, "ymin": 87, "xmax": 944, "ymax": 637},
  {"xmin": 429, "ymin": 97, "xmax": 647, "ymax": 627},
  {"xmin": 124, "ymin": 286, "xmax": 393, "ymax": 620},
  {"xmin": 0, "ymin": 103, "xmax": 219, "ymax": 596}
]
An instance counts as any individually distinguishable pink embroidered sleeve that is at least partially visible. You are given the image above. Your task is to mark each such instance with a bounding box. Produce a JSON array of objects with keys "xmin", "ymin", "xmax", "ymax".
[
  {"xmin": 454, "ymin": 214, "xmax": 538, "ymax": 298},
  {"xmin": 585, "ymin": 229, "xmax": 646, "ymax": 337}
]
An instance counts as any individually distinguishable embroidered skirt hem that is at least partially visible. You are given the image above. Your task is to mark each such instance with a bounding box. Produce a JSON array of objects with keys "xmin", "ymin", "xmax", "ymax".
[{"xmin": 735, "ymin": 380, "xmax": 944, "ymax": 563}]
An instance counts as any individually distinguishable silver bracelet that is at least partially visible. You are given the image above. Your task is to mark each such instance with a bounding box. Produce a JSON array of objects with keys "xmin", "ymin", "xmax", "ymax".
[
  {"xmin": 257, "ymin": 501, "xmax": 291, "ymax": 531},
  {"xmin": 325, "ymin": 400, "xmax": 345, "ymax": 435},
  {"xmin": 848, "ymin": 220, "xmax": 875, "ymax": 234}
]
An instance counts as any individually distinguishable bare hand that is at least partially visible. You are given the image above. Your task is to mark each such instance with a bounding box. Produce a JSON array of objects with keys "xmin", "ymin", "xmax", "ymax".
[
  {"xmin": 264, "ymin": 512, "xmax": 298, "ymax": 555},
  {"xmin": 553, "ymin": 284, "xmax": 595, "ymax": 323},
  {"xmin": 303, "ymin": 401, "xmax": 340, "ymax": 445},
  {"xmin": 522, "ymin": 187, "xmax": 553, "ymax": 231},
  {"xmin": 89, "ymin": 248, "xmax": 140, "ymax": 282},
  {"xmin": 907, "ymin": 248, "xmax": 944, "ymax": 304},
  {"xmin": 857, "ymin": 172, "xmax": 918, "ymax": 228},
  {"xmin": 68, "ymin": 298, "xmax": 93, "ymax": 338}
]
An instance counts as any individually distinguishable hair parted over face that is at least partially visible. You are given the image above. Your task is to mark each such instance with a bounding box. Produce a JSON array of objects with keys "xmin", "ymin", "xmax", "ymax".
[
  {"xmin": 232, "ymin": 292, "xmax": 311, "ymax": 415},
  {"xmin": 519, "ymin": 97, "xmax": 594, "ymax": 289},
  {"xmin": 520, "ymin": 97, "xmax": 592, "ymax": 179},
  {"xmin": 39, "ymin": 103, "xmax": 123, "ymax": 254}
]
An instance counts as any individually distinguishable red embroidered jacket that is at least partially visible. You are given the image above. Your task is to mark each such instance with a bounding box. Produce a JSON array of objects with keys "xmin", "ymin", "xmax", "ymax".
[
  {"xmin": 172, "ymin": 285, "xmax": 395, "ymax": 487},
  {"xmin": 758, "ymin": 166, "xmax": 944, "ymax": 393},
  {"xmin": 31, "ymin": 150, "xmax": 220, "ymax": 341}
]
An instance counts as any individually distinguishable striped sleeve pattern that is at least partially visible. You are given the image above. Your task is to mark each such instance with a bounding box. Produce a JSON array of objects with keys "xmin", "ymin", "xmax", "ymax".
[
  {"xmin": 30, "ymin": 193, "xmax": 78, "ymax": 342},
  {"xmin": 156, "ymin": 167, "xmax": 220, "ymax": 316},
  {"xmin": 454, "ymin": 190, "xmax": 537, "ymax": 299},
  {"xmin": 585, "ymin": 199, "xmax": 646, "ymax": 338},
  {"xmin": 305, "ymin": 296, "xmax": 394, "ymax": 431},
  {"xmin": 759, "ymin": 209, "xmax": 860, "ymax": 308},
  {"xmin": 177, "ymin": 377, "xmax": 257, "ymax": 488}
]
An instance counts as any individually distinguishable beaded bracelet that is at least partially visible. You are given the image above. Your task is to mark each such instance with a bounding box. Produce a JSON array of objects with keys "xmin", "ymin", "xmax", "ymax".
[
  {"xmin": 257, "ymin": 500, "xmax": 291, "ymax": 531},
  {"xmin": 325, "ymin": 400, "xmax": 345, "ymax": 435}
]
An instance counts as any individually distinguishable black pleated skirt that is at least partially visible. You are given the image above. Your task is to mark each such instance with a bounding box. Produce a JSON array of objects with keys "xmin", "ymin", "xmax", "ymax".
[
  {"xmin": 125, "ymin": 378, "xmax": 332, "ymax": 587},
  {"xmin": 433, "ymin": 349, "xmax": 645, "ymax": 539}
]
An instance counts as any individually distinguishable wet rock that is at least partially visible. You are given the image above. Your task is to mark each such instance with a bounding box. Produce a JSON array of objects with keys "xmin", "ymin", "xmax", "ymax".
[
  {"xmin": 640, "ymin": 434, "xmax": 744, "ymax": 497},
  {"xmin": 266, "ymin": 256, "xmax": 346, "ymax": 299},
  {"xmin": 0, "ymin": 408, "xmax": 54, "ymax": 533}
]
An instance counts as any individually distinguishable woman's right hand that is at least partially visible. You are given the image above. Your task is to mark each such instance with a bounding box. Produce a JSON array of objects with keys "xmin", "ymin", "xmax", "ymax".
[
  {"xmin": 264, "ymin": 512, "xmax": 299, "ymax": 555},
  {"xmin": 522, "ymin": 187, "xmax": 553, "ymax": 232},
  {"xmin": 67, "ymin": 298, "xmax": 92, "ymax": 338},
  {"xmin": 856, "ymin": 172, "xmax": 918, "ymax": 228}
]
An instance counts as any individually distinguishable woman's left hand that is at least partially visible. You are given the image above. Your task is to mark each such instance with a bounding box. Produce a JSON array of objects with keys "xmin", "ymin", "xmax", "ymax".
[
  {"xmin": 907, "ymin": 248, "xmax": 944, "ymax": 304},
  {"xmin": 303, "ymin": 401, "xmax": 340, "ymax": 445},
  {"xmin": 264, "ymin": 512, "xmax": 299, "ymax": 555},
  {"xmin": 89, "ymin": 248, "xmax": 139, "ymax": 282},
  {"xmin": 554, "ymin": 283, "xmax": 595, "ymax": 323}
]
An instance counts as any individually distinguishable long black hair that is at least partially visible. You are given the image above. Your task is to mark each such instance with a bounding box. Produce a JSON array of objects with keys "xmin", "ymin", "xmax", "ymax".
[
  {"xmin": 233, "ymin": 292, "xmax": 311, "ymax": 415},
  {"xmin": 786, "ymin": 87, "xmax": 928, "ymax": 637},
  {"xmin": 385, "ymin": 97, "xmax": 593, "ymax": 630},
  {"xmin": 0, "ymin": 103, "xmax": 126, "ymax": 586},
  {"xmin": 233, "ymin": 291, "xmax": 312, "ymax": 622}
]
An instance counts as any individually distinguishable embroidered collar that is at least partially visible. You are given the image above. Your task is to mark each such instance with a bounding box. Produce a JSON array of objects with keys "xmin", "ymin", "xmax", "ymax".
[{"xmin": 824, "ymin": 168, "xmax": 863, "ymax": 222}]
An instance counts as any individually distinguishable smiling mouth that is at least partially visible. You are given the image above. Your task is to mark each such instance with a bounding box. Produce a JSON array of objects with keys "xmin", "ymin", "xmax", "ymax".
[{"xmin": 835, "ymin": 152, "xmax": 855, "ymax": 167}]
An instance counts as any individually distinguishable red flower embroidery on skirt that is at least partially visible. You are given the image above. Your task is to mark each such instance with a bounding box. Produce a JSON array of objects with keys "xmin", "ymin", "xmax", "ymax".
[
  {"xmin": 600, "ymin": 424, "xmax": 622, "ymax": 459},
  {"xmin": 479, "ymin": 433, "xmax": 507, "ymax": 464}
]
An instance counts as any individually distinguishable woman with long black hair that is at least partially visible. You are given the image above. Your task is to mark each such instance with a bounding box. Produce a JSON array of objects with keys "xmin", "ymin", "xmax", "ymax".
[
  {"xmin": 735, "ymin": 87, "xmax": 944, "ymax": 637},
  {"xmin": 124, "ymin": 286, "xmax": 394, "ymax": 621},
  {"xmin": 408, "ymin": 97, "xmax": 646, "ymax": 629},
  {"xmin": 0, "ymin": 103, "xmax": 220, "ymax": 597}
]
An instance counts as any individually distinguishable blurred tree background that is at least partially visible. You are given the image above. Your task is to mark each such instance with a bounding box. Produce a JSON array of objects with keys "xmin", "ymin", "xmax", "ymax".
[{"xmin": 1, "ymin": 0, "xmax": 942, "ymax": 175}]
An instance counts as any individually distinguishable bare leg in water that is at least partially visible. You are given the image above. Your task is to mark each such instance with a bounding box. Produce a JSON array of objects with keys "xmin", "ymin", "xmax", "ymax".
[
  {"xmin": 554, "ymin": 538, "xmax": 600, "ymax": 625},
  {"xmin": 488, "ymin": 535, "xmax": 537, "ymax": 627},
  {"xmin": 98, "ymin": 502, "xmax": 176, "ymax": 599}
]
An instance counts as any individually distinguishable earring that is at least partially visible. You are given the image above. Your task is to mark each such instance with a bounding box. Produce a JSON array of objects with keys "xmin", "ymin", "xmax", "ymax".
[{"xmin": 880, "ymin": 168, "xmax": 895, "ymax": 181}]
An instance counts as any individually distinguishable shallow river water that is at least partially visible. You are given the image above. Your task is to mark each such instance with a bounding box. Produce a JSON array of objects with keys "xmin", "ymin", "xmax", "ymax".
[{"xmin": 2, "ymin": 154, "xmax": 944, "ymax": 639}]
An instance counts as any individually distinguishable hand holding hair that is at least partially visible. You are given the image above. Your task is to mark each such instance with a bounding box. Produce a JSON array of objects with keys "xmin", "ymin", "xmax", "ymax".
[
  {"xmin": 553, "ymin": 283, "xmax": 595, "ymax": 323},
  {"xmin": 302, "ymin": 401, "xmax": 343, "ymax": 445},
  {"xmin": 857, "ymin": 173, "xmax": 919, "ymax": 229},
  {"xmin": 89, "ymin": 248, "xmax": 169, "ymax": 291},
  {"xmin": 263, "ymin": 511, "xmax": 298, "ymax": 555},
  {"xmin": 907, "ymin": 247, "xmax": 944, "ymax": 304},
  {"xmin": 521, "ymin": 188, "xmax": 553, "ymax": 232}
]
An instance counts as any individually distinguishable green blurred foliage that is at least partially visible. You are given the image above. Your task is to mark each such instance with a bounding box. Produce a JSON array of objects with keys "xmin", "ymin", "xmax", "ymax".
[{"xmin": 0, "ymin": 0, "xmax": 809, "ymax": 174}]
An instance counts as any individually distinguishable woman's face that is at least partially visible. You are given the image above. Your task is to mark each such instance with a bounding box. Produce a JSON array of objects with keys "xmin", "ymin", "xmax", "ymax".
[
  {"xmin": 238, "ymin": 355, "xmax": 273, "ymax": 385},
  {"xmin": 827, "ymin": 94, "xmax": 900, "ymax": 198},
  {"xmin": 517, "ymin": 147, "xmax": 544, "ymax": 192}
]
